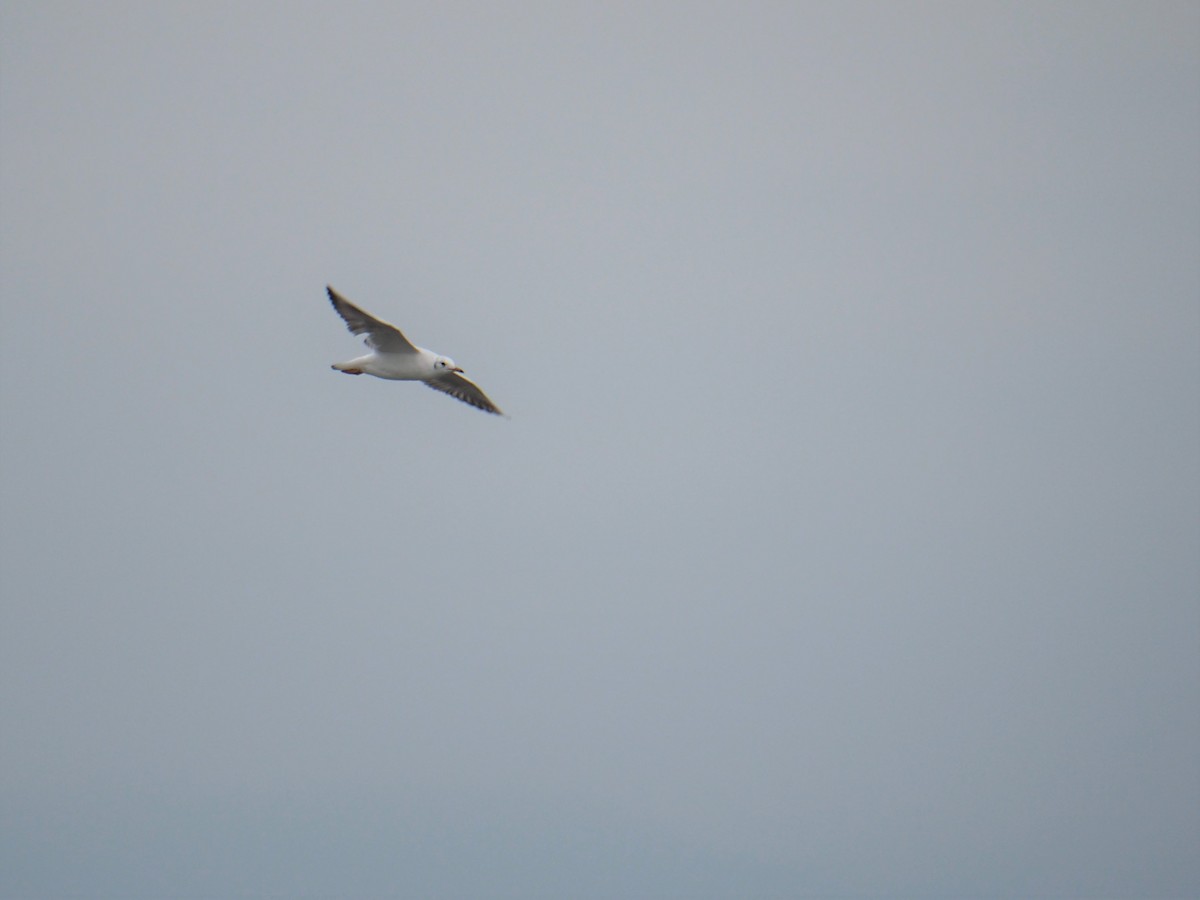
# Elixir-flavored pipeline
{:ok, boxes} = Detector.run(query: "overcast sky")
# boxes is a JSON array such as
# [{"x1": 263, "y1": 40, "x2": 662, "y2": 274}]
[{"x1": 2, "y1": 3, "x2": 1198, "y2": 898}]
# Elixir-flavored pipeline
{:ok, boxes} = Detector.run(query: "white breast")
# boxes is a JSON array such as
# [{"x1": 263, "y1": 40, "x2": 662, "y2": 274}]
[{"x1": 362, "y1": 347, "x2": 439, "y2": 381}]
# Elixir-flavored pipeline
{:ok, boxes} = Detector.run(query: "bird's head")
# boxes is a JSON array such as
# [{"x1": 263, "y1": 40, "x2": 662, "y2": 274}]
[{"x1": 434, "y1": 356, "x2": 463, "y2": 374}]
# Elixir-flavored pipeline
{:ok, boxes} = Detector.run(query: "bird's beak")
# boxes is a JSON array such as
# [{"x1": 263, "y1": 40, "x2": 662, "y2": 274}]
[{"x1": 451, "y1": 366, "x2": 464, "y2": 373}]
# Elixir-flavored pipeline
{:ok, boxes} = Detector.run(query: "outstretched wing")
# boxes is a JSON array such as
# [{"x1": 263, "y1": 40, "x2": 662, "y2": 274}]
[
  {"x1": 425, "y1": 372, "x2": 504, "y2": 415},
  {"x1": 327, "y1": 286, "x2": 419, "y2": 354}
]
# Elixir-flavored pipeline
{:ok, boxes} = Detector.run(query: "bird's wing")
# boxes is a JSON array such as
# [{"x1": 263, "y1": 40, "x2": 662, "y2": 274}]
[
  {"x1": 425, "y1": 372, "x2": 504, "y2": 415},
  {"x1": 327, "y1": 286, "x2": 419, "y2": 354}
]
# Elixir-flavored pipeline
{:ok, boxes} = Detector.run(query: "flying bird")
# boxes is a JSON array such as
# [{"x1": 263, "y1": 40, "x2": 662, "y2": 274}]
[{"x1": 326, "y1": 286, "x2": 504, "y2": 415}]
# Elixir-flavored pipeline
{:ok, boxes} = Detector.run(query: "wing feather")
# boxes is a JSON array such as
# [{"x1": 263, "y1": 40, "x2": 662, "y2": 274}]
[
  {"x1": 425, "y1": 372, "x2": 504, "y2": 415},
  {"x1": 327, "y1": 286, "x2": 418, "y2": 354}
]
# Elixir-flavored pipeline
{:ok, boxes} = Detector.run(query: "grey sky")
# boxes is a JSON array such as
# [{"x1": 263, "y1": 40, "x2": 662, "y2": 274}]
[{"x1": 2, "y1": 2, "x2": 1198, "y2": 897}]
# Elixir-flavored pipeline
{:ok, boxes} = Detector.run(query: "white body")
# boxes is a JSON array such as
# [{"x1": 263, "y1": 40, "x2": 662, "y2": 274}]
[{"x1": 333, "y1": 346, "x2": 441, "y2": 380}]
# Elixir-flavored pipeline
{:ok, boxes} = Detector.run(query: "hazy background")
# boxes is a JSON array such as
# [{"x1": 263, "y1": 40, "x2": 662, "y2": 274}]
[{"x1": 2, "y1": 3, "x2": 1197, "y2": 897}]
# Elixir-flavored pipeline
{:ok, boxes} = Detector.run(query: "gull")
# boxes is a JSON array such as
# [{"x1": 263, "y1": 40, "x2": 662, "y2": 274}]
[{"x1": 326, "y1": 285, "x2": 504, "y2": 415}]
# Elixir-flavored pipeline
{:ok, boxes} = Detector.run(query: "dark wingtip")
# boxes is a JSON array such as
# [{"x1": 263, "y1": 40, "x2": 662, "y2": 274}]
[{"x1": 326, "y1": 285, "x2": 347, "y2": 313}]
